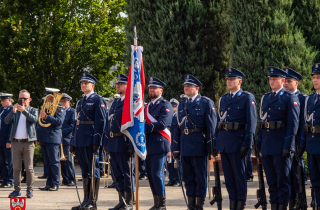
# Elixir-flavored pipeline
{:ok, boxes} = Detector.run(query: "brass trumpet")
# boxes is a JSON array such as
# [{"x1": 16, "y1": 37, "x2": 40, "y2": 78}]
[
  {"x1": 38, "y1": 92, "x2": 64, "y2": 127},
  {"x1": 59, "y1": 144, "x2": 67, "y2": 161}
]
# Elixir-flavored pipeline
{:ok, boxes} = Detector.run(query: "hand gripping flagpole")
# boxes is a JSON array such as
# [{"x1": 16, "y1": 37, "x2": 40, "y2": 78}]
[{"x1": 134, "y1": 25, "x2": 140, "y2": 210}]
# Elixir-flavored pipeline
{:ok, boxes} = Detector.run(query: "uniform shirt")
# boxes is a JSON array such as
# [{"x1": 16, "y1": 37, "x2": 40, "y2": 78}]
[{"x1": 229, "y1": 88, "x2": 241, "y2": 98}]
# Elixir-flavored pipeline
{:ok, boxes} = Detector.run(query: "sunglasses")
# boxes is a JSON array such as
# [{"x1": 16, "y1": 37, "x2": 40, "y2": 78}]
[{"x1": 18, "y1": 98, "x2": 29, "y2": 100}]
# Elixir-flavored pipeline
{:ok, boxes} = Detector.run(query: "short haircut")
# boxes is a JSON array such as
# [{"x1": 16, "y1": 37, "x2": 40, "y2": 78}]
[{"x1": 19, "y1": 89, "x2": 30, "y2": 96}]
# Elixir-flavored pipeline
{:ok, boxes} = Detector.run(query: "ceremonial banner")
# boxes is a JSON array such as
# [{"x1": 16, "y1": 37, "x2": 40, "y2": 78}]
[
  {"x1": 121, "y1": 45, "x2": 146, "y2": 160},
  {"x1": 10, "y1": 197, "x2": 26, "y2": 210}
]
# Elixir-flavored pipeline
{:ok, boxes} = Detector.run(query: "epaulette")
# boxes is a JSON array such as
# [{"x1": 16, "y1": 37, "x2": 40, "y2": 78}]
[
  {"x1": 309, "y1": 92, "x2": 316, "y2": 97},
  {"x1": 264, "y1": 91, "x2": 272, "y2": 96},
  {"x1": 284, "y1": 90, "x2": 294, "y2": 95},
  {"x1": 298, "y1": 92, "x2": 308, "y2": 97},
  {"x1": 242, "y1": 91, "x2": 252, "y2": 95},
  {"x1": 201, "y1": 96, "x2": 211, "y2": 101}
]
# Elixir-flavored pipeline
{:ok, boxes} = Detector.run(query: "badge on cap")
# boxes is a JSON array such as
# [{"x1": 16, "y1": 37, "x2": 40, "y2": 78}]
[
  {"x1": 271, "y1": 68, "x2": 273, "y2": 71},
  {"x1": 317, "y1": 64, "x2": 319, "y2": 68},
  {"x1": 187, "y1": 75, "x2": 189, "y2": 79},
  {"x1": 229, "y1": 68, "x2": 231, "y2": 72},
  {"x1": 83, "y1": 73, "x2": 86, "y2": 76},
  {"x1": 150, "y1": 77, "x2": 153, "y2": 81}
]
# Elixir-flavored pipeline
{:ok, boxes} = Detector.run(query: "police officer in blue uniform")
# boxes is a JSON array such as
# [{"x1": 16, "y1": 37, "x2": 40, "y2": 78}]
[
  {"x1": 145, "y1": 77, "x2": 173, "y2": 210},
  {"x1": 257, "y1": 67, "x2": 300, "y2": 210},
  {"x1": 70, "y1": 73, "x2": 106, "y2": 210},
  {"x1": 214, "y1": 68, "x2": 257, "y2": 210},
  {"x1": 37, "y1": 88, "x2": 66, "y2": 191},
  {"x1": 165, "y1": 98, "x2": 180, "y2": 187},
  {"x1": 172, "y1": 75, "x2": 217, "y2": 210},
  {"x1": 0, "y1": 93, "x2": 13, "y2": 188},
  {"x1": 60, "y1": 94, "x2": 75, "y2": 186},
  {"x1": 298, "y1": 63, "x2": 320, "y2": 210},
  {"x1": 103, "y1": 73, "x2": 135, "y2": 210},
  {"x1": 283, "y1": 68, "x2": 307, "y2": 209}
]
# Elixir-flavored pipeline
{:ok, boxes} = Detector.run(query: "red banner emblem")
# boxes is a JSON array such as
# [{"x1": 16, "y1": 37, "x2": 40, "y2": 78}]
[{"x1": 10, "y1": 197, "x2": 26, "y2": 210}]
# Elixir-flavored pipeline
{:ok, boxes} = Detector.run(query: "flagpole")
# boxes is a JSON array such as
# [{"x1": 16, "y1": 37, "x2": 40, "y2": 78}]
[{"x1": 134, "y1": 25, "x2": 140, "y2": 210}]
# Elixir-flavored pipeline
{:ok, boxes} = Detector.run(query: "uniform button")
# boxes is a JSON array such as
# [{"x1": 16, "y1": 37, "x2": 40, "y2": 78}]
[
  {"x1": 279, "y1": 108, "x2": 280, "y2": 109},
  {"x1": 268, "y1": 115, "x2": 270, "y2": 117},
  {"x1": 314, "y1": 111, "x2": 315, "y2": 113},
  {"x1": 228, "y1": 108, "x2": 230, "y2": 110},
  {"x1": 269, "y1": 108, "x2": 270, "y2": 110},
  {"x1": 267, "y1": 130, "x2": 269, "y2": 132},
  {"x1": 312, "y1": 136, "x2": 314, "y2": 138},
  {"x1": 77, "y1": 128, "x2": 78, "y2": 130},
  {"x1": 227, "y1": 115, "x2": 229, "y2": 117}
]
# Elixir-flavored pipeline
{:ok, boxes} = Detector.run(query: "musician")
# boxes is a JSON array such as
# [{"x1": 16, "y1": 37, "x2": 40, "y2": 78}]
[
  {"x1": 60, "y1": 94, "x2": 75, "y2": 186},
  {"x1": 70, "y1": 73, "x2": 106, "y2": 210},
  {"x1": 37, "y1": 88, "x2": 66, "y2": 192},
  {"x1": 144, "y1": 77, "x2": 173, "y2": 210}
]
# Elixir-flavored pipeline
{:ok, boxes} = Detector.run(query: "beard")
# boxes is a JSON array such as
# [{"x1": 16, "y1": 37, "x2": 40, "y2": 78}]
[{"x1": 149, "y1": 92, "x2": 160, "y2": 99}]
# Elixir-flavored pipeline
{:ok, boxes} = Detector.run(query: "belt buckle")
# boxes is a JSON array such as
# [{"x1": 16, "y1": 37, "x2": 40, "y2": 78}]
[
  {"x1": 77, "y1": 120, "x2": 80, "y2": 125},
  {"x1": 184, "y1": 128, "x2": 189, "y2": 135},
  {"x1": 223, "y1": 123, "x2": 228, "y2": 130},
  {"x1": 311, "y1": 126, "x2": 316, "y2": 133},
  {"x1": 110, "y1": 132, "x2": 114, "y2": 138},
  {"x1": 265, "y1": 122, "x2": 269, "y2": 129}
]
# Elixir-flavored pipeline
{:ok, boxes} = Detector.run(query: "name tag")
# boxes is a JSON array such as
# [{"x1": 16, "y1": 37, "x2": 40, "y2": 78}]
[{"x1": 86, "y1": 103, "x2": 94, "y2": 106}]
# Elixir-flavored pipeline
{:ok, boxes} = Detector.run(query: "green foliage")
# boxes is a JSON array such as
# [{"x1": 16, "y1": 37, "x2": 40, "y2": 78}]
[
  {"x1": 228, "y1": 0, "x2": 317, "y2": 102},
  {"x1": 0, "y1": 0, "x2": 126, "y2": 106},
  {"x1": 303, "y1": 151, "x2": 308, "y2": 175},
  {"x1": 292, "y1": 0, "x2": 320, "y2": 62},
  {"x1": 124, "y1": 0, "x2": 229, "y2": 104}
]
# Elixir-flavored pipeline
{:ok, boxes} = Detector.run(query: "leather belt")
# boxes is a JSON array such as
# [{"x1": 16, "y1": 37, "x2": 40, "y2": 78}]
[
  {"x1": 304, "y1": 125, "x2": 320, "y2": 134},
  {"x1": 77, "y1": 120, "x2": 94, "y2": 125},
  {"x1": 13, "y1": 138, "x2": 28, "y2": 143},
  {"x1": 259, "y1": 121, "x2": 286, "y2": 130},
  {"x1": 218, "y1": 122, "x2": 246, "y2": 131},
  {"x1": 110, "y1": 131, "x2": 124, "y2": 138},
  {"x1": 181, "y1": 127, "x2": 204, "y2": 135}
]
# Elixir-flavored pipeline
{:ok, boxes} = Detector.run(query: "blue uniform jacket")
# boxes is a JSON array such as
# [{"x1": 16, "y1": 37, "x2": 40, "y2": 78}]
[
  {"x1": 214, "y1": 89, "x2": 257, "y2": 153},
  {"x1": 36, "y1": 103, "x2": 66, "y2": 144},
  {"x1": 300, "y1": 92, "x2": 320, "y2": 154},
  {"x1": 145, "y1": 97, "x2": 173, "y2": 155},
  {"x1": 71, "y1": 92, "x2": 106, "y2": 147},
  {"x1": 0, "y1": 105, "x2": 13, "y2": 146},
  {"x1": 62, "y1": 107, "x2": 75, "y2": 145},
  {"x1": 172, "y1": 94, "x2": 217, "y2": 156},
  {"x1": 295, "y1": 90, "x2": 307, "y2": 146},
  {"x1": 257, "y1": 88, "x2": 300, "y2": 156},
  {"x1": 103, "y1": 98, "x2": 132, "y2": 153}
]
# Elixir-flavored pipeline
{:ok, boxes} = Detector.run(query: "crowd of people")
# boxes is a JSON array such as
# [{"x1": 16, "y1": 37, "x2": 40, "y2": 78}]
[{"x1": 0, "y1": 64, "x2": 320, "y2": 210}]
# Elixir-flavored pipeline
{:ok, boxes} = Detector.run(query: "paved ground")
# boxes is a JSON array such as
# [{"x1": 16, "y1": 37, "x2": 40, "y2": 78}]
[{"x1": 0, "y1": 166, "x2": 313, "y2": 210}]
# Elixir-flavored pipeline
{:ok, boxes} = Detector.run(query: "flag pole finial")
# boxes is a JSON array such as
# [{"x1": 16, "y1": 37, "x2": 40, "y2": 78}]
[{"x1": 134, "y1": 26, "x2": 138, "y2": 46}]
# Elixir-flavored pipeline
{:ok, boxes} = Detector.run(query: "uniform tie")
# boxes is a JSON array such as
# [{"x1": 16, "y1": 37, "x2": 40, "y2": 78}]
[
  {"x1": 188, "y1": 98, "x2": 192, "y2": 104},
  {"x1": 228, "y1": 93, "x2": 233, "y2": 100},
  {"x1": 271, "y1": 92, "x2": 276, "y2": 99}
]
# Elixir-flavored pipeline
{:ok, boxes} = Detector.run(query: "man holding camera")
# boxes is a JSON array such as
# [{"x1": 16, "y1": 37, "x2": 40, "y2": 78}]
[{"x1": 5, "y1": 90, "x2": 38, "y2": 198}]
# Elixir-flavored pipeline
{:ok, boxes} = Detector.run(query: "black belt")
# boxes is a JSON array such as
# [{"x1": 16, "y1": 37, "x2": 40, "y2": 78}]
[
  {"x1": 304, "y1": 125, "x2": 320, "y2": 134},
  {"x1": 77, "y1": 120, "x2": 94, "y2": 125},
  {"x1": 110, "y1": 131, "x2": 124, "y2": 138},
  {"x1": 13, "y1": 138, "x2": 28, "y2": 143},
  {"x1": 218, "y1": 122, "x2": 246, "y2": 131},
  {"x1": 181, "y1": 127, "x2": 204, "y2": 135},
  {"x1": 260, "y1": 121, "x2": 286, "y2": 130}
]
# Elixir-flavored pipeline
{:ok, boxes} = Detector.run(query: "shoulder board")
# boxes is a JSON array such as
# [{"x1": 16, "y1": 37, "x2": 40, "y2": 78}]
[
  {"x1": 242, "y1": 91, "x2": 252, "y2": 95},
  {"x1": 264, "y1": 91, "x2": 272, "y2": 96},
  {"x1": 298, "y1": 92, "x2": 308, "y2": 97},
  {"x1": 162, "y1": 99, "x2": 167, "y2": 103},
  {"x1": 309, "y1": 92, "x2": 316, "y2": 97},
  {"x1": 284, "y1": 90, "x2": 294, "y2": 95},
  {"x1": 201, "y1": 96, "x2": 211, "y2": 101}
]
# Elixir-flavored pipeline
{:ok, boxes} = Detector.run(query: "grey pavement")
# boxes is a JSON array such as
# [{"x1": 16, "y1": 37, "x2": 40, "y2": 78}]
[{"x1": 0, "y1": 166, "x2": 313, "y2": 210}]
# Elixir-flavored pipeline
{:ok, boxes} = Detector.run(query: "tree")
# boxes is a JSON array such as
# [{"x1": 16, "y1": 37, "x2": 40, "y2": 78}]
[
  {"x1": 124, "y1": 0, "x2": 229, "y2": 103},
  {"x1": 0, "y1": 0, "x2": 126, "y2": 106},
  {"x1": 292, "y1": 0, "x2": 320, "y2": 62},
  {"x1": 228, "y1": 0, "x2": 317, "y2": 101}
]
